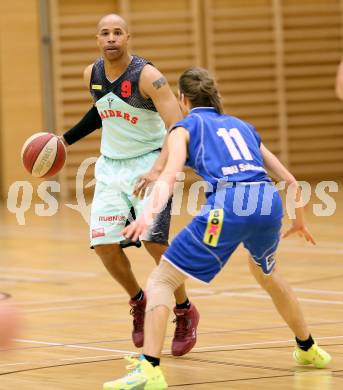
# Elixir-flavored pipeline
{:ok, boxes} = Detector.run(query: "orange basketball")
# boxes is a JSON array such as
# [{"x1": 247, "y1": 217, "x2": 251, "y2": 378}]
[
  {"x1": 0, "y1": 303, "x2": 19, "y2": 349},
  {"x1": 21, "y1": 132, "x2": 67, "y2": 178}
]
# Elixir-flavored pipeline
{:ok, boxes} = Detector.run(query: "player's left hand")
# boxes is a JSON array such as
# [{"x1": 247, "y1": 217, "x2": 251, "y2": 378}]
[
  {"x1": 122, "y1": 215, "x2": 151, "y2": 242},
  {"x1": 133, "y1": 170, "x2": 160, "y2": 199},
  {"x1": 282, "y1": 223, "x2": 316, "y2": 245},
  {"x1": 58, "y1": 135, "x2": 68, "y2": 148}
]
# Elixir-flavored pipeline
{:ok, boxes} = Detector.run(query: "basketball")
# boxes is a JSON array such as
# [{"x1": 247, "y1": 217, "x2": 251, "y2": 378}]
[
  {"x1": 0, "y1": 303, "x2": 19, "y2": 349},
  {"x1": 21, "y1": 132, "x2": 67, "y2": 178}
]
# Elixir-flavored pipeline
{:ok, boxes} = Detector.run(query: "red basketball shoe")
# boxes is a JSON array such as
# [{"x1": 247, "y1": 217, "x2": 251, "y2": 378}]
[
  {"x1": 172, "y1": 303, "x2": 200, "y2": 356},
  {"x1": 129, "y1": 295, "x2": 146, "y2": 348}
]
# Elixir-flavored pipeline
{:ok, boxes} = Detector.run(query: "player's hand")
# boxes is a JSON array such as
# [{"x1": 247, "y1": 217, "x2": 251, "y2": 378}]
[
  {"x1": 133, "y1": 170, "x2": 160, "y2": 199},
  {"x1": 122, "y1": 215, "x2": 151, "y2": 242},
  {"x1": 58, "y1": 135, "x2": 68, "y2": 148},
  {"x1": 282, "y1": 223, "x2": 316, "y2": 245},
  {"x1": 122, "y1": 212, "x2": 153, "y2": 241}
]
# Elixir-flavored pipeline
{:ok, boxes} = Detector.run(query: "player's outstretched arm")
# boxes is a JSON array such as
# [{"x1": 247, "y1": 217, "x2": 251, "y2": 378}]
[
  {"x1": 124, "y1": 127, "x2": 188, "y2": 241},
  {"x1": 260, "y1": 143, "x2": 315, "y2": 245},
  {"x1": 61, "y1": 64, "x2": 101, "y2": 146},
  {"x1": 61, "y1": 105, "x2": 102, "y2": 146},
  {"x1": 133, "y1": 65, "x2": 183, "y2": 197}
]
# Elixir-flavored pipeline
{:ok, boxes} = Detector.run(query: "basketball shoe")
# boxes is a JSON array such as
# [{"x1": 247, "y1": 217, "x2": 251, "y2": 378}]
[
  {"x1": 293, "y1": 343, "x2": 331, "y2": 368},
  {"x1": 172, "y1": 303, "x2": 200, "y2": 356},
  {"x1": 129, "y1": 295, "x2": 146, "y2": 348},
  {"x1": 103, "y1": 355, "x2": 168, "y2": 390}
]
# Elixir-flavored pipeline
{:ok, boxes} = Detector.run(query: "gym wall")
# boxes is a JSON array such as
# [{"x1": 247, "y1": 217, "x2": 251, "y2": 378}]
[
  {"x1": 0, "y1": 0, "x2": 342, "y2": 199},
  {"x1": 0, "y1": 0, "x2": 43, "y2": 200},
  {"x1": 51, "y1": 0, "x2": 343, "y2": 196}
]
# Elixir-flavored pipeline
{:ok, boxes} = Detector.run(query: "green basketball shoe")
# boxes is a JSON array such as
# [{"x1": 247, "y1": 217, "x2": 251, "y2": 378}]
[
  {"x1": 103, "y1": 355, "x2": 168, "y2": 390},
  {"x1": 293, "y1": 344, "x2": 331, "y2": 369}
]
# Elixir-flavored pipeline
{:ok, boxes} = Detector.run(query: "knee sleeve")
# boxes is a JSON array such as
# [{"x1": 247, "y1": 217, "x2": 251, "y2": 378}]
[{"x1": 146, "y1": 260, "x2": 186, "y2": 312}]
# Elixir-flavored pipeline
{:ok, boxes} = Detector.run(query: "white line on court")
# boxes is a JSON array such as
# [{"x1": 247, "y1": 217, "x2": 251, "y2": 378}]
[
  {"x1": 293, "y1": 288, "x2": 343, "y2": 295},
  {"x1": 189, "y1": 286, "x2": 343, "y2": 295},
  {"x1": 280, "y1": 247, "x2": 343, "y2": 255},
  {"x1": 16, "y1": 293, "x2": 127, "y2": 306},
  {"x1": 223, "y1": 292, "x2": 343, "y2": 305},
  {"x1": 0, "y1": 267, "x2": 97, "y2": 278},
  {"x1": 22, "y1": 305, "x2": 112, "y2": 313},
  {"x1": 0, "y1": 353, "x2": 188, "y2": 372},
  {"x1": 0, "y1": 353, "x2": 134, "y2": 369},
  {"x1": 188, "y1": 291, "x2": 343, "y2": 305},
  {"x1": 4, "y1": 334, "x2": 341, "y2": 370},
  {"x1": 60, "y1": 353, "x2": 137, "y2": 362},
  {"x1": 13, "y1": 286, "x2": 343, "y2": 312},
  {"x1": 189, "y1": 285, "x2": 343, "y2": 305},
  {"x1": 0, "y1": 276, "x2": 53, "y2": 283},
  {"x1": 13, "y1": 334, "x2": 343, "y2": 355},
  {"x1": 14, "y1": 339, "x2": 61, "y2": 346},
  {"x1": 0, "y1": 362, "x2": 31, "y2": 368},
  {"x1": 284, "y1": 239, "x2": 343, "y2": 248},
  {"x1": 185, "y1": 334, "x2": 343, "y2": 353},
  {"x1": 13, "y1": 339, "x2": 134, "y2": 354}
]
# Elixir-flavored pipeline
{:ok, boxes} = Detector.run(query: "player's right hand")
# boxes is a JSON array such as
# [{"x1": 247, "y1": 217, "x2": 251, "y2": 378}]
[
  {"x1": 122, "y1": 213, "x2": 152, "y2": 242},
  {"x1": 133, "y1": 170, "x2": 160, "y2": 199},
  {"x1": 282, "y1": 223, "x2": 316, "y2": 245}
]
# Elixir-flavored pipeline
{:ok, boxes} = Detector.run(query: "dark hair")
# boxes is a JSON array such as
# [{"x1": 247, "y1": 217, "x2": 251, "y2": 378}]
[{"x1": 178, "y1": 67, "x2": 223, "y2": 114}]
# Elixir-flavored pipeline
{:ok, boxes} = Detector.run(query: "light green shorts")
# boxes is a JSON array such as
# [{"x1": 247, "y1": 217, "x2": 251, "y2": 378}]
[{"x1": 90, "y1": 151, "x2": 171, "y2": 247}]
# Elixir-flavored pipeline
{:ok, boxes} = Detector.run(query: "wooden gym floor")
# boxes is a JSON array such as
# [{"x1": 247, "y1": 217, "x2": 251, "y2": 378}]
[{"x1": 0, "y1": 181, "x2": 342, "y2": 389}]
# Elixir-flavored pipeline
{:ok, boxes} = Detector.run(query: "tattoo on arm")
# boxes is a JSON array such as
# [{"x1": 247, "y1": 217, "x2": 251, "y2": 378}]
[{"x1": 152, "y1": 77, "x2": 167, "y2": 90}]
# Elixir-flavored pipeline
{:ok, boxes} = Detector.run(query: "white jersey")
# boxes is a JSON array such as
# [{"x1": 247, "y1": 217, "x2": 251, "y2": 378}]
[{"x1": 90, "y1": 55, "x2": 166, "y2": 159}]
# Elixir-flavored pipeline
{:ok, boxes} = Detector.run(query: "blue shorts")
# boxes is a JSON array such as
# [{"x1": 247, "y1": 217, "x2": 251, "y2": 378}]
[{"x1": 163, "y1": 182, "x2": 283, "y2": 283}]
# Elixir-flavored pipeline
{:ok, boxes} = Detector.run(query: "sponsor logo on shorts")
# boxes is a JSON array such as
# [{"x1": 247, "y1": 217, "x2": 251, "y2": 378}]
[
  {"x1": 92, "y1": 228, "x2": 105, "y2": 238},
  {"x1": 203, "y1": 209, "x2": 224, "y2": 247},
  {"x1": 99, "y1": 215, "x2": 126, "y2": 224},
  {"x1": 151, "y1": 231, "x2": 163, "y2": 236}
]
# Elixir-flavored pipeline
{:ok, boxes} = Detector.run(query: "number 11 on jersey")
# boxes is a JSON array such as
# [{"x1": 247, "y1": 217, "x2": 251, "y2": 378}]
[{"x1": 217, "y1": 127, "x2": 253, "y2": 161}]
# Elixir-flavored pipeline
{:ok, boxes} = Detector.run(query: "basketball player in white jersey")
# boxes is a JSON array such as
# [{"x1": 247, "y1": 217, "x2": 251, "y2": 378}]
[{"x1": 61, "y1": 14, "x2": 199, "y2": 355}]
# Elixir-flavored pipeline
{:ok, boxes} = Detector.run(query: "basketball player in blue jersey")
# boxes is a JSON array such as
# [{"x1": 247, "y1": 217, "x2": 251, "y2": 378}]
[
  {"x1": 61, "y1": 14, "x2": 199, "y2": 355},
  {"x1": 104, "y1": 67, "x2": 332, "y2": 389}
]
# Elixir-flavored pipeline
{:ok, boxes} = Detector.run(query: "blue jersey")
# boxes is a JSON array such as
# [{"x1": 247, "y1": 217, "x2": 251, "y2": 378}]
[
  {"x1": 166, "y1": 107, "x2": 282, "y2": 282},
  {"x1": 172, "y1": 107, "x2": 271, "y2": 188}
]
